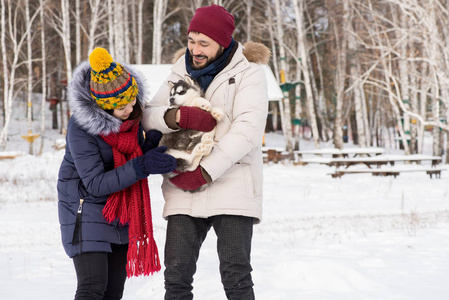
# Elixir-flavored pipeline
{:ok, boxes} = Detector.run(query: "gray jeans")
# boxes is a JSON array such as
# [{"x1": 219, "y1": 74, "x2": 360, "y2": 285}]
[{"x1": 164, "y1": 214, "x2": 255, "y2": 300}]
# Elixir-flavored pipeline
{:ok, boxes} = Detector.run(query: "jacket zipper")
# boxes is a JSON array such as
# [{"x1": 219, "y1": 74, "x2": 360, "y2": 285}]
[{"x1": 71, "y1": 199, "x2": 84, "y2": 255}]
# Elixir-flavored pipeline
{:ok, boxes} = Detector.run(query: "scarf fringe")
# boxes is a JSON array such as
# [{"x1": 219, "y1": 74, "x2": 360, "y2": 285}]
[
  {"x1": 102, "y1": 190, "x2": 129, "y2": 225},
  {"x1": 126, "y1": 237, "x2": 161, "y2": 277}
]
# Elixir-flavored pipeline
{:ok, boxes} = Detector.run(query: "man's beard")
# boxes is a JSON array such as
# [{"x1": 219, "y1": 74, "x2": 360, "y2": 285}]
[{"x1": 189, "y1": 47, "x2": 224, "y2": 70}]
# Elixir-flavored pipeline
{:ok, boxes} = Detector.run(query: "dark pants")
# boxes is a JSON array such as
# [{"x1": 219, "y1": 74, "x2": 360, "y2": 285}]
[
  {"x1": 164, "y1": 214, "x2": 255, "y2": 300},
  {"x1": 72, "y1": 243, "x2": 128, "y2": 300}
]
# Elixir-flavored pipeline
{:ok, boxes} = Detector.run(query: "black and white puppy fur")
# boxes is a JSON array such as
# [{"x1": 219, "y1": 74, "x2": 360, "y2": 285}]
[{"x1": 159, "y1": 76, "x2": 223, "y2": 177}]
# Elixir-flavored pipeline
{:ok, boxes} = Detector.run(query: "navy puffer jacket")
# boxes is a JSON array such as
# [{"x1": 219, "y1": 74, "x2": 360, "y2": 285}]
[{"x1": 58, "y1": 61, "x2": 147, "y2": 258}]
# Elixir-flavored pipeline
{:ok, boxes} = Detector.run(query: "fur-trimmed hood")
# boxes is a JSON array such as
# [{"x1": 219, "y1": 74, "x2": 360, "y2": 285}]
[
  {"x1": 172, "y1": 41, "x2": 271, "y2": 65},
  {"x1": 68, "y1": 61, "x2": 147, "y2": 136}
]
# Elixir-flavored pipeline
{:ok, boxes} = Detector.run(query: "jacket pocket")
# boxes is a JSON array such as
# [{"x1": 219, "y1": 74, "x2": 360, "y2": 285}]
[
  {"x1": 78, "y1": 180, "x2": 88, "y2": 198},
  {"x1": 241, "y1": 164, "x2": 256, "y2": 200}
]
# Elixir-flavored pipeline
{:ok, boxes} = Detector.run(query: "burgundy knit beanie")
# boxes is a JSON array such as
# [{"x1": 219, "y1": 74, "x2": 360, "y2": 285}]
[{"x1": 188, "y1": 5, "x2": 235, "y2": 48}]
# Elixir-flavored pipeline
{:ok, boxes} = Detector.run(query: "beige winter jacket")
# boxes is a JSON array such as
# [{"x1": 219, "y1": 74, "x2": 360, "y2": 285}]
[{"x1": 142, "y1": 42, "x2": 270, "y2": 222}]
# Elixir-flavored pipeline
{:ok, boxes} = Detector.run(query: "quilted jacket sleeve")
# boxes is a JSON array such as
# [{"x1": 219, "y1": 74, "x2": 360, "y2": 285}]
[{"x1": 67, "y1": 120, "x2": 140, "y2": 199}]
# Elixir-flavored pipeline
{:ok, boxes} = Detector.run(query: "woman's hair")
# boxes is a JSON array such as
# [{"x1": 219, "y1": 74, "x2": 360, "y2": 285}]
[
  {"x1": 104, "y1": 98, "x2": 143, "y2": 120},
  {"x1": 128, "y1": 100, "x2": 143, "y2": 120}
]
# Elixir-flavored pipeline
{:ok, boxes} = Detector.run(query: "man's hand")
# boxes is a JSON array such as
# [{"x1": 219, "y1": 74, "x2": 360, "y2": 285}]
[
  {"x1": 177, "y1": 106, "x2": 217, "y2": 132},
  {"x1": 169, "y1": 166, "x2": 208, "y2": 191}
]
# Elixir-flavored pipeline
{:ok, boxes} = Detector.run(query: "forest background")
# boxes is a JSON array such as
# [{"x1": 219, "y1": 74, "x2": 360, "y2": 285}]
[{"x1": 1, "y1": 0, "x2": 448, "y2": 162}]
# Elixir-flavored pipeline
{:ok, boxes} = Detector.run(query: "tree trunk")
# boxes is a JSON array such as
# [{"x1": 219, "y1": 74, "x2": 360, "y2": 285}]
[
  {"x1": 398, "y1": 10, "x2": 411, "y2": 152},
  {"x1": 26, "y1": 0, "x2": 33, "y2": 154},
  {"x1": 417, "y1": 63, "x2": 429, "y2": 154},
  {"x1": 0, "y1": 0, "x2": 38, "y2": 150},
  {"x1": 432, "y1": 86, "x2": 441, "y2": 156},
  {"x1": 124, "y1": 3, "x2": 130, "y2": 62},
  {"x1": 346, "y1": 0, "x2": 366, "y2": 148},
  {"x1": 275, "y1": 0, "x2": 293, "y2": 151},
  {"x1": 135, "y1": 0, "x2": 144, "y2": 64},
  {"x1": 245, "y1": 0, "x2": 252, "y2": 42},
  {"x1": 293, "y1": 0, "x2": 320, "y2": 149},
  {"x1": 87, "y1": 0, "x2": 101, "y2": 54},
  {"x1": 332, "y1": 2, "x2": 348, "y2": 150},
  {"x1": 108, "y1": 0, "x2": 114, "y2": 57},
  {"x1": 38, "y1": 0, "x2": 47, "y2": 155},
  {"x1": 0, "y1": 0, "x2": 10, "y2": 150},
  {"x1": 267, "y1": 0, "x2": 279, "y2": 82},
  {"x1": 152, "y1": 0, "x2": 167, "y2": 64},
  {"x1": 113, "y1": 0, "x2": 125, "y2": 61},
  {"x1": 75, "y1": 0, "x2": 81, "y2": 65},
  {"x1": 61, "y1": 0, "x2": 71, "y2": 129}
]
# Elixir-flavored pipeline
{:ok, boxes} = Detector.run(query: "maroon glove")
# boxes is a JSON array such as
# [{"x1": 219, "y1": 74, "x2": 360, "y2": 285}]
[
  {"x1": 169, "y1": 166, "x2": 208, "y2": 191},
  {"x1": 178, "y1": 106, "x2": 217, "y2": 132}
]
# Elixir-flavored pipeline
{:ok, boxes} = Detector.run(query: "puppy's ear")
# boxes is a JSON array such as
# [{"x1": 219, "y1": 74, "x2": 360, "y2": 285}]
[
  {"x1": 185, "y1": 76, "x2": 195, "y2": 86},
  {"x1": 168, "y1": 80, "x2": 175, "y2": 88}
]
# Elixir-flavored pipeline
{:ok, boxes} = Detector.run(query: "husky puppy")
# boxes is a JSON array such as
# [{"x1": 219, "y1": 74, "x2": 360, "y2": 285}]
[{"x1": 159, "y1": 76, "x2": 223, "y2": 175}]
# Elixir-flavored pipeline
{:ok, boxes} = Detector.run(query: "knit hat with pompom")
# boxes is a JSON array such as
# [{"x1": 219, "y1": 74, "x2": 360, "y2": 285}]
[{"x1": 89, "y1": 47, "x2": 138, "y2": 110}]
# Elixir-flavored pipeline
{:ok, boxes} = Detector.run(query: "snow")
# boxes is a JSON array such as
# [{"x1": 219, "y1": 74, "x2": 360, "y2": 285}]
[{"x1": 1, "y1": 115, "x2": 449, "y2": 299}]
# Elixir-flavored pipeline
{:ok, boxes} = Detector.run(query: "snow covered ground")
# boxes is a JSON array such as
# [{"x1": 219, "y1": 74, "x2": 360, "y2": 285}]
[{"x1": 1, "y1": 125, "x2": 448, "y2": 299}]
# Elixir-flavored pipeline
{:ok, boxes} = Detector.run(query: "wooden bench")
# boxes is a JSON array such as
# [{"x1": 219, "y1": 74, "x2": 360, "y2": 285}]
[
  {"x1": 294, "y1": 147, "x2": 385, "y2": 160},
  {"x1": 329, "y1": 167, "x2": 445, "y2": 179},
  {"x1": 0, "y1": 151, "x2": 25, "y2": 160},
  {"x1": 52, "y1": 138, "x2": 66, "y2": 150},
  {"x1": 262, "y1": 147, "x2": 293, "y2": 164},
  {"x1": 328, "y1": 154, "x2": 442, "y2": 169},
  {"x1": 265, "y1": 149, "x2": 293, "y2": 163}
]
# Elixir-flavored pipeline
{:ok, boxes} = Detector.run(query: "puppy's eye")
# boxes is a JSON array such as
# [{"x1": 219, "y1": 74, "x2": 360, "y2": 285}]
[{"x1": 178, "y1": 90, "x2": 186, "y2": 95}]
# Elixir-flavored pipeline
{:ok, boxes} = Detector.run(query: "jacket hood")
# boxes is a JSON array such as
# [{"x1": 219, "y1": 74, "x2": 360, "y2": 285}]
[
  {"x1": 172, "y1": 41, "x2": 271, "y2": 65},
  {"x1": 68, "y1": 61, "x2": 147, "y2": 136}
]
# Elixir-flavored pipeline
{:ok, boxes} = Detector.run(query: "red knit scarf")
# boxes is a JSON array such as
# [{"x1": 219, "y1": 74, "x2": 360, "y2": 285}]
[{"x1": 100, "y1": 119, "x2": 160, "y2": 277}]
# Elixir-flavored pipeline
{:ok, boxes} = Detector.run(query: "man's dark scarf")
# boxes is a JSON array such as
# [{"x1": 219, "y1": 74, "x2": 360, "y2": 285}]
[{"x1": 185, "y1": 38, "x2": 236, "y2": 92}]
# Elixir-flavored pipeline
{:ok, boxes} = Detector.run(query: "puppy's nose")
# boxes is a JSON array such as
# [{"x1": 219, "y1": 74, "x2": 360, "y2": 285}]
[{"x1": 169, "y1": 97, "x2": 175, "y2": 105}]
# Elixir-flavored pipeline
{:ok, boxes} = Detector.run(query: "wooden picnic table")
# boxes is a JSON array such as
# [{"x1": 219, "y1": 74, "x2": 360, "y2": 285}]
[
  {"x1": 0, "y1": 151, "x2": 25, "y2": 160},
  {"x1": 327, "y1": 154, "x2": 444, "y2": 178},
  {"x1": 329, "y1": 154, "x2": 442, "y2": 169},
  {"x1": 294, "y1": 147, "x2": 385, "y2": 159},
  {"x1": 262, "y1": 147, "x2": 292, "y2": 163},
  {"x1": 329, "y1": 166, "x2": 445, "y2": 179}
]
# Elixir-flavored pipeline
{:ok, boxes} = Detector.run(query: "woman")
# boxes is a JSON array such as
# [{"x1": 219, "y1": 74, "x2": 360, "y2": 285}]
[{"x1": 57, "y1": 47, "x2": 176, "y2": 299}]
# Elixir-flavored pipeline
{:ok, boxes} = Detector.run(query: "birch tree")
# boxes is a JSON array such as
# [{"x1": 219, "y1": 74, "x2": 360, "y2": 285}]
[
  {"x1": 292, "y1": 0, "x2": 320, "y2": 149},
  {"x1": 107, "y1": 0, "x2": 114, "y2": 57},
  {"x1": 397, "y1": 7, "x2": 412, "y2": 151},
  {"x1": 0, "y1": 0, "x2": 39, "y2": 150},
  {"x1": 345, "y1": 0, "x2": 367, "y2": 147},
  {"x1": 38, "y1": 0, "x2": 47, "y2": 155},
  {"x1": 86, "y1": 0, "x2": 105, "y2": 54},
  {"x1": 131, "y1": 0, "x2": 145, "y2": 64},
  {"x1": 25, "y1": 0, "x2": 34, "y2": 154},
  {"x1": 0, "y1": 0, "x2": 9, "y2": 150},
  {"x1": 152, "y1": 0, "x2": 179, "y2": 64},
  {"x1": 265, "y1": 0, "x2": 281, "y2": 133},
  {"x1": 274, "y1": 0, "x2": 293, "y2": 151},
  {"x1": 152, "y1": 0, "x2": 166, "y2": 64},
  {"x1": 47, "y1": 0, "x2": 71, "y2": 131},
  {"x1": 75, "y1": 0, "x2": 81, "y2": 65},
  {"x1": 244, "y1": 0, "x2": 252, "y2": 42},
  {"x1": 113, "y1": 0, "x2": 125, "y2": 61},
  {"x1": 331, "y1": 0, "x2": 348, "y2": 149}
]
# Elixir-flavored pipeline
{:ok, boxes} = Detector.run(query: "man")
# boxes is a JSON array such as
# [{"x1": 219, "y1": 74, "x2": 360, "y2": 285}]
[{"x1": 142, "y1": 4, "x2": 270, "y2": 299}]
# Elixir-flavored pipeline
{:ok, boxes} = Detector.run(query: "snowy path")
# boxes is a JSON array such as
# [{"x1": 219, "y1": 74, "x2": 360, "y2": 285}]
[{"x1": 1, "y1": 155, "x2": 449, "y2": 299}]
